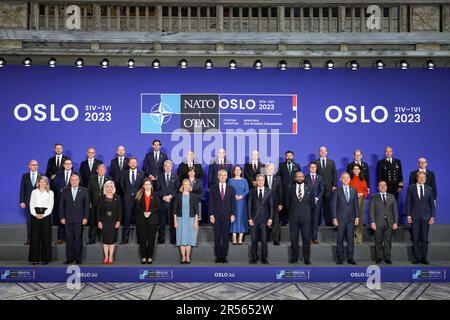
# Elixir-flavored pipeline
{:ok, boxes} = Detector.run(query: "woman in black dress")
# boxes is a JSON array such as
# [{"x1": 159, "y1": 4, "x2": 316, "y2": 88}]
[
  {"x1": 135, "y1": 178, "x2": 160, "y2": 264},
  {"x1": 97, "y1": 180, "x2": 122, "y2": 264}
]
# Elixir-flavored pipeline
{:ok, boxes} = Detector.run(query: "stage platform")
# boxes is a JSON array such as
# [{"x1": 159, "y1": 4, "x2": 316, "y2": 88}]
[{"x1": 1, "y1": 225, "x2": 449, "y2": 283}]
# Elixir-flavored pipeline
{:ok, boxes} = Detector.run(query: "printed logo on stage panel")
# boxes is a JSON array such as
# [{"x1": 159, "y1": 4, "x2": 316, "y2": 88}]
[
  {"x1": 412, "y1": 269, "x2": 447, "y2": 280},
  {"x1": 276, "y1": 270, "x2": 310, "y2": 280},
  {"x1": 1, "y1": 270, "x2": 35, "y2": 281},
  {"x1": 141, "y1": 93, "x2": 298, "y2": 134},
  {"x1": 139, "y1": 270, "x2": 174, "y2": 280}
]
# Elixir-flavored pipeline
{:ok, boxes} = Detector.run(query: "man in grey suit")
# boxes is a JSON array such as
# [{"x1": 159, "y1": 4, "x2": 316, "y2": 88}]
[
  {"x1": 369, "y1": 180, "x2": 399, "y2": 264},
  {"x1": 332, "y1": 172, "x2": 359, "y2": 265}
]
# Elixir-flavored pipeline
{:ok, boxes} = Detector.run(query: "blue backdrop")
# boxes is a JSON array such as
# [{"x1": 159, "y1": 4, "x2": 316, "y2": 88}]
[{"x1": 1, "y1": 66, "x2": 449, "y2": 223}]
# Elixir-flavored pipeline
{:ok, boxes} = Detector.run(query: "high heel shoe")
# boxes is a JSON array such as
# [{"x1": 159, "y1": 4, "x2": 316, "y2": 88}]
[
  {"x1": 102, "y1": 260, "x2": 108, "y2": 265},
  {"x1": 147, "y1": 259, "x2": 153, "y2": 264},
  {"x1": 238, "y1": 242, "x2": 243, "y2": 245},
  {"x1": 108, "y1": 260, "x2": 113, "y2": 265},
  {"x1": 232, "y1": 242, "x2": 237, "y2": 245},
  {"x1": 141, "y1": 259, "x2": 147, "y2": 264}
]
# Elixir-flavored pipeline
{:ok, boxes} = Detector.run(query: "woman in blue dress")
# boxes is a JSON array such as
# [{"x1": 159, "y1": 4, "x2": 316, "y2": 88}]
[
  {"x1": 174, "y1": 179, "x2": 199, "y2": 264},
  {"x1": 229, "y1": 165, "x2": 249, "y2": 245}
]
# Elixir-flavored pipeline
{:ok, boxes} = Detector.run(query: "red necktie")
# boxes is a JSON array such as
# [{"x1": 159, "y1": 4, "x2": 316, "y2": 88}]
[{"x1": 220, "y1": 184, "x2": 225, "y2": 200}]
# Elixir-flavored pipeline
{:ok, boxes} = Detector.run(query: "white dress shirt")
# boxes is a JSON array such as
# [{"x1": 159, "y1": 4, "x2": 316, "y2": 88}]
[
  {"x1": 257, "y1": 187, "x2": 265, "y2": 198},
  {"x1": 29, "y1": 189, "x2": 54, "y2": 217},
  {"x1": 417, "y1": 183, "x2": 425, "y2": 199},
  {"x1": 129, "y1": 169, "x2": 137, "y2": 184},
  {"x1": 219, "y1": 183, "x2": 226, "y2": 194},
  {"x1": 295, "y1": 183, "x2": 305, "y2": 198}
]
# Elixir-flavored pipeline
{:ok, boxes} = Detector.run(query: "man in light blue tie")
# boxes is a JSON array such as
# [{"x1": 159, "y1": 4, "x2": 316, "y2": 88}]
[{"x1": 331, "y1": 172, "x2": 360, "y2": 265}]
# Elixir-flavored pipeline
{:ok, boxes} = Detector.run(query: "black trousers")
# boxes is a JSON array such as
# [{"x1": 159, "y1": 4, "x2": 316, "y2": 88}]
[
  {"x1": 289, "y1": 219, "x2": 311, "y2": 261},
  {"x1": 412, "y1": 218, "x2": 430, "y2": 259},
  {"x1": 321, "y1": 190, "x2": 333, "y2": 226},
  {"x1": 250, "y1": 223, "x2": 268, "y2": 260},
  {"x1": 65, "y1": 223, "x2": 83, "y2": 261},
  {"x1": 310, "y1": 199, "x2": 321, "y2": 241},
  {"x1": 53, "y1": 192, "x2": 66, "y2": 240},
  {"x1": 25, "y1": 208, "x2": 32, "y2": 242},
  {"x1": 374, "y1": 218, "x2": 393, "y2": 260},
  {"x1": 88, "y1": 208, "x2": 101, "y2": 242},
  {"x1": 213, "y1": 219, "x2": 230, "y2": 259},
  {"x1": 137, "y1": 221, "x2": 158, "y2": 259},
  {"x1": 29, "y1": 215, "x2": 52, "y2": 262},
  {"x1": 122, "y1": 194, "x2": 136, "y2": 241},
  {"x1": 158, "y1": 201, "x2": 176, "y2": 242},
  {"x1": 336, "y1": 220, "x2": 355, "y2": 260},
  {"x1": 270, "y1": 209, "x2": 281, "y2": 242}
]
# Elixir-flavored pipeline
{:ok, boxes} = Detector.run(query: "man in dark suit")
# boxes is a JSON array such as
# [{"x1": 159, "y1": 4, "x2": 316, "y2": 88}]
[
  {"x1": 109, "y1": 145, "x2": 129, "y2": 195},
  {"x1": 59, "y1": 174, "x2": 89, "y2": 264},
  {"x1": 177, "y1": 151, "x2": 203, "y2": 181},
  {"x1": 208, "y1": 148, "x2": 232, "y2": 189},
  {"x1": 248, "y1": 174, "x2": 273, "y2": 264},
  {"x1": 305, "y1": 162, "x2": 324, "y2": 244},
  {"x1": 376, "y1": 146, "x2": 403, "y2": 200},
  {"x1": 369, "y1": 181, "x2": 399, "y2": 264},
  {"x1": 277, "y1": 150, "x2": 301, "y2": 225},
  {"x1": 79, "y1": 147, "x2": 103, "y2": 188},
  {"x1": 315, "y1": 146, "x2": 338, "y2": 226},
  {"x1": 119, "y1": 157, "x2": 145, "y2": 244},
  {"x1": 45, "y1": 143, "x2": 70, "y2": 182},
  {"x1": 406, "y1": 171, "x2": 435, "y2": 264},
  {"x1": 155, "y1": 160, "x2": 180, "y2": 244},
  {"x1": 264, "y1": 163, "x2": 283, "y2": 245},
  {"x1": 20, "y1": 160, "x2": 43, "y2": 245},
  {"x1": 209, "y1": 169, "x2": 236, "y2": 263},
  {"x1": 346, "y1": 149, "x2": 371, "y2": 191},
  {"x1": 86, "y1": 164, "x2": 113, "y2": 244},
  {"x1": 244, "y1": 150, "x2": 265, "y2": 189},
  {"x1": 54, "y1": 159, "x2": 80, "y2": 244},
  {"x1": 408, "y1": 157, "x2": 437, "y2": 204},
  {"x1": 287, "y1": 171, "x2": 315, "y2": 265},
  {"x1": 142, "y1": 139, "x2": 168, "y2": 182},
  {"x1": 332, "y1": 172, "x2": 360, "y2": 265}
]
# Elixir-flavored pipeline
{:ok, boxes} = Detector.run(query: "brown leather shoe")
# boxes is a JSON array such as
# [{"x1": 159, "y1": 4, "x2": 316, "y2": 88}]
[
  {"x1": 313, "y1": 240, "x2": 320, "y2": 244},
  {"x1": 55, "y1": 239, "x2": 64, "y2": 245}
]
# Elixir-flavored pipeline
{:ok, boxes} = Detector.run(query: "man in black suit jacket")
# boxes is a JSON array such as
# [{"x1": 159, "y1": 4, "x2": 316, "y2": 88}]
[
  {"x1": 287, "y1": 171, "x2": 315, "y2": 265},
  {"x1": 19, "y1": 160, "x2": 43, "y2": 244},
  {"x1": 86, "y1": 164, "x2": 113, "y2": 244},
  {"x1": 376, "y1": 146, "x2": 403, "y2": 200},
  {"x1": 332, "y1": 172, "x2": 360, "y2": 265},
  {"x1": 408, "y1": 157, "x2": 437, "y2": 203},
  {"x1": 45, "y1": 143, "x2": 70, "y2": 183},
  {"x1": 369, "y1": 181, "x2": 399, "y2": 264},
  {"x1": 109, "y1": 145, "x2": 129, "y2": 195},
  {"x1": 244, "y1": 150, "x2": 265, "y2": 189},
  {"x1": 209, "y1": 169, "x2": 236, "y2": 263},
  {"x1": 406, "y1": 172, "x2": 436, "y2": 264},
  {"x1": 305, "y1": 162, "x2": 324, "y2": 244},
  {"x1": 119, "y1": 157, "x2": 145, "y2": 244},
  {"x1": 177, "y1": 151, "x2": 203, "y2": 181},
  {"x1": 59, "y1": 174, "x2": 89, "y2": 264},
  {"x1": 248, "y1": 175, "x2": 273, "y2": 264},
  {"x1": 155, "y1": 160, "x2": 180, "y2": 244},
  {"x1": 142, "y1": 139, "x2": 168, "y2": 181},
  {"x1": 277, "y1": 150, "x2": 301, "y2": 225},
  {"x1": 264, "y1": 163, "x2": 283, "y2": 245},
  {"x1": 79, "y1": 147, "x2": 103, "y2": 188},
  {"x1": 315, "y1": 146, "x2": 337, "y2": 226},
  {"x1": 207, "y1": 148, "x2": 232, "y2": 188},
  {"x1": 346, "y1": 149, "x2": 371, "y2": 191}
]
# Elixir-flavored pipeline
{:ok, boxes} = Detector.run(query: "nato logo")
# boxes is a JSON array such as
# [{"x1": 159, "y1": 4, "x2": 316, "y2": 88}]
[{"x1": 141, "y1": 94, "x2": 181, "y2": 133}]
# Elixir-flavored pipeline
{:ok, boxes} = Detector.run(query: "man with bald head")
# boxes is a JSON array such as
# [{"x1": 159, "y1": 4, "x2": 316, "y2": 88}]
[
  {"x1": 208, "y1": 148, "x2": 232, "y2": 188},
  {"x1": 314, "y1": 146, "x2": 337, "y2": 226},
  {"x1": 109, "y1": 145, "x2": 129, "y2": 195},
  {"x1": 408, "y1": 157, "x2": 437, "y2": 204},
  {"x1": 376, "y1": 146, "x2": 403, "y2": 201}
]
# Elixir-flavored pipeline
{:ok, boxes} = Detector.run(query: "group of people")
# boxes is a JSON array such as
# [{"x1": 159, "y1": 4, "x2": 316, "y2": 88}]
[{"x1": 20, "y1": 141, "x2": 437, "y2": 266}]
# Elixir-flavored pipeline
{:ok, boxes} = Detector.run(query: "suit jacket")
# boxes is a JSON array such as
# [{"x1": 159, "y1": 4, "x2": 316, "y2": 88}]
[
  {"x1": 369, "y1": 192, "x2": 399, "y2": 226},
  {"x1": 59, "y1": 187, "x2": 89, "y2": 223},
  {"x1": 190, "y1": 179, "x2": 204, "y2": 200},
  {"x1": 287, "y1": 183, "x2": 315, "y2": 222},
  {"x1": 264, "y1": 175, "x2": 283, "y2": 207},
  {"x1": 142, "y1": 151, "x2": 167, "y2": 178},
  {"x1": 96, "y1": 194, "x2": 123, "y2": 223},
  {"x1": 248, "y1": 187, "x2": 274, "y2": 225},
  {"x1": 79, "y1": 159, "x2": 103, "y2": 188},
  {"x1": 347, "y1": 161, "x2": 371, "y2": 188},
  {"x1": 173, "y1": 193, "x2": 199, "y2": 218},
  {"x1": 207, "y1": 160, "x2": 232, "y2": 188},
  {"x1": 135, "y1": 191, "x2": 160, "y2": 225},
  {"x1": 208, "y1": 183, "x2": 236, "y2": 220},
  {"x1": 244, "y1": 161, "x2": 265, "y2": 188},
  {"x1": 120, "y1": 169, "x2": 145, "y2": 198},
  {"x1": 155, "y1": 172, "x2": 180, "y2": 200},
  {"x1": 406, "y1": 184, "x2": 435, "y2": 220},
  {"x1": 408, "y1": 170, "x2": 437, "y2": 200},
  {"x1": 87, "y1": 175, "x2": 113, "y2": 209},
  {"x1": 277, "y1": 161, "x2": 301, "y2": 191},
  {"x1": 20, "y1": 172, "x2": 43, "y2": 206},
  {"x1": 45, "y1": 155, "x2": 71, "y2": 180},
  {"x1": 109, "y1": 157, "x2": 130, "y2": 184},
  {"x1": 331, "y1": 186, "x2": 359, "y2": 223},
  {"x1": 304, "y1": 173, "x2": 324, "y2": 200},
  {"x1": 376, "y1": 158, "x2": 403, "y2": 187},
  {"x1": 315, "y1": 158, "x2": 337, "y2": 191},
  {"x1": 177, "y1": 162, "x2": 203, "y2": 181},
  {"x1": 54, "y1": 170, "x2": 81, "y2": 193}
]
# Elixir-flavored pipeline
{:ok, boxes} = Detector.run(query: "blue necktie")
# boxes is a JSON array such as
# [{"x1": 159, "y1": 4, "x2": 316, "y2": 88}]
[
  {"x1": 31, "y1": 173, "x2": 36, "y2": 187},
  {"x1": 345, "y1": 187, "x2": 350, "y2": 202},
  {"x1": 131, "y1": 171, "x2": 136, "y2": 185},
  {"x1": 72, "y1": 188, "x2": 77, "y2": 201}
]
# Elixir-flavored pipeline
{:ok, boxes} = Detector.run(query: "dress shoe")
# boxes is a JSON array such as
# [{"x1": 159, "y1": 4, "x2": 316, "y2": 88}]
[
  {"x1": 141, "y1": 260, "x2": 147, "y2": 264},
  {"x1": 55, "y1": 240, "x2": 64, "y2": 245},
  {"x1": 185, "y1": 261, "x2": 191, "y2": 265},
  {"x1": 223, "y1": 258, "x2": 228, "y2": 263},
  {"x1": 76, "y1": 260, "x2": 82, "y2": 265},
  {"x1": 42, "y1": 262, "x2": 48, "y2": 265},
  {"x1": 385, "y1": 259, "x2": 393, "y2": 265},
  {"x1": 24, "y1": 240, "x2": 30, "y2": 245},
  {"x1": 63, "y1": 260, "x2": 73, "y2": 265},
  {"x1": 304, "y1": 260, "x2": 312, "y2": 265},
  {"x1": 421, "y1": 258, "x2": 430, "y2": 265},
  {"x1": 313, "y1": 240, "x2": 320, "y2": 244},
  {"x1": 250, "y1": 258, "x2": 257, "y2": 264},
  {"x1": 32, "y1": 262, "x2": 39, "y2": 265},
  {"x1": 120, "y1": 240, "x2": 129, "y2": 245},
  {"x1": 347, "y1": 259, "x2": 357, "y2": 265},
  {"x1": 412, "y1": 258, "x2": 420, "y2": 264},
  {"x1": 180, "y1": 261, "x2": 186, "y2": 264},
  {"x1": 215, "y1": 258, "x2": 221, "y2": 263},
  {"x1": 261, "y1": 259, "x2": 269, "y2": 265},
  {"x1": 289, "y1": 259, "x2": 298, "y2": 264},
  {"x1": 238, "y1": 242, "x2": 243, "y2": 245},
  {"x1": 336, "y1": 259, "x2": 343, "y2": 265},
  {"x1": 273, "y1": 241, "x2": 280, "y2": 246},
  {"x1": 86, "y1": 240, "x2": 95, "y2": 245},
  {"x1": 375, "y1": 259, "x2": 382, "y2": 264},
  {"x1": 147, "y1": 259, "x2": 153, "y2": 264},
  {"x1": 157, "y1": 238, "x2": 165, "y2": 244},
  {"x1": 170, "y1": 239, "x2": 176, "y2": 245}
]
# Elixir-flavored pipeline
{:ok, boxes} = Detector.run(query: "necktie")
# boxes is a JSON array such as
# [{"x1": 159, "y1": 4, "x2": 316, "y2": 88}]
[
  {"x1": 220, "y1": 184, "x2": 225, "y2": 200},
  {"x1": 72, "y1": 188, "x2": 77, "y2": 201},
  {"x1": 31, "y1": 173, "x2": 36, "y2": 187},
  {"x1": 420, "y1": 185, "x2": 424, "y2": 199},
  {"x1": 155, "y1": 152, "x2": 159, "y2": 164},
  {"x1": 312, "y1": 175, "x2": 316, "y2": 188},
  {"x1": 297, "y1": 185, "x2": 303, "y2": 201},
  {"x1": 321, "y1": 159, "x2": 325, "y2": 169},
  {"x1": 89, "y1": 159, "x2": 93, "y2": 172},
  {"x1": 65, "y1": 171, "x2": 69, "y2": 186},
  {"x1": 56, "y1": 156, "x2": 60, "y2": 168},
  {"x1": 166, "y1": 173, "x2": 170, "y2": 185},
  {"x1": 345, "y1": 188, "x2": 350, "y2": 202},
  {"x1": 268, "y1": 176, "x2": 272, "y2": 189},
  {"x1": 382, "y1": 193, "x2": 386, "y2": 206},
  {"x1": 131, "y1": 171, "x2": 136, "y2": 185},
  {"x1": 288, "y1": 163, "x2": 292, "y2": 173},
  {"x1": 253, "y1": 162, "x2": 256, "y2": 172},
  {"x1": 99, "y1": 176, "x2": 103, "y2": 189},
  {"x1": 119, "y1": 158, "x2": 123, "y2": 170},
  {"x1": 259, "y1": 188, "x2": 263, "y2": 201}
]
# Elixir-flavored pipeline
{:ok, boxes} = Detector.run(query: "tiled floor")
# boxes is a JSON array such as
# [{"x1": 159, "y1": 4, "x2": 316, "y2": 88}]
[{"x1": 0, "y1": 282, "x2": 449, "y2": 300}]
